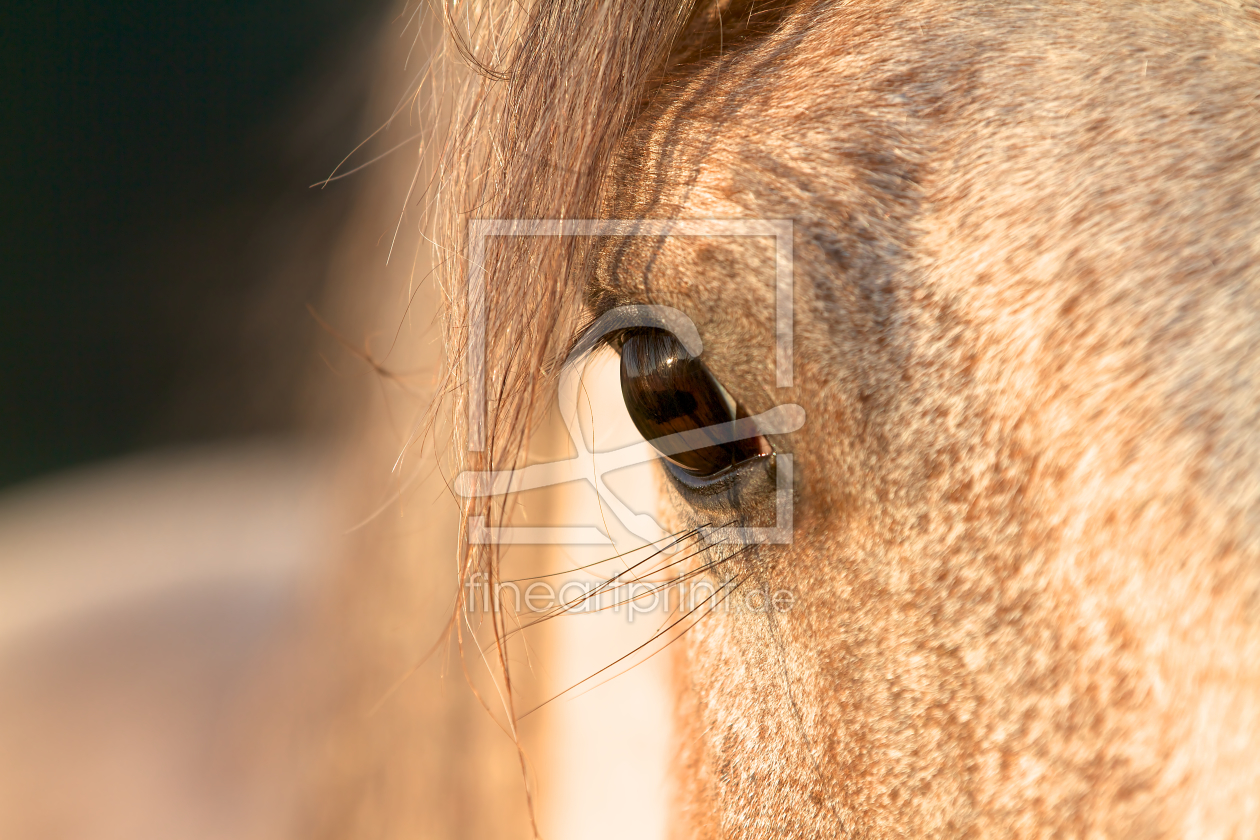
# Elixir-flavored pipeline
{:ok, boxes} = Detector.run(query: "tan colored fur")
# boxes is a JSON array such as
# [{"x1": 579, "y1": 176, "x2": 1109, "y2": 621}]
[
  {"x1": 428, "y1": 0, "x2": 1260, "y2": 837},
  {"x1": 611, "y1": 3, "x2": 1260, "y2": 836}
]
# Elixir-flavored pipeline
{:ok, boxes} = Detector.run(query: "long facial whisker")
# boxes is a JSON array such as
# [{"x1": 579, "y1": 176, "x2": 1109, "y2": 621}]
[
  {"x1": 478, "y1": 527, "x2": 712, "y2": 651},
  {"x1": 512, "y1": 527, "x2": 712, "y2": 626},
  {"x1": 574, "y1": 543, "x2": 747, "y2": 616},
  {"x1": 558, "y1": 565, "x2": 758, "y2": 707},
  {"x1": 517, "y1": 561, "x2": 755, "y2": 719},
  {"x1": 605, "y1": 533, "x2": 735, "y2": 586},
  {"x1": 640, "y1": 538, "x2": 759, "y2": 639},
  {"x1": 496, "y1": 526, "x2": 703, "y2": 583},
  {"x1": 506, "y1": 528, "x2": 733, "y2": 631},
  {"x1": 584, "y1": 519, "x2": 741, "y2": 597},
  {"x1": 496, "y1": 546, "x2": 709, "y2": 641},
  {"x1": 558, "y1": 558, "x2": 727, "y2": 616},
  {"x1": 585, "y1": 518, "x2": 738, "y2": 590}
]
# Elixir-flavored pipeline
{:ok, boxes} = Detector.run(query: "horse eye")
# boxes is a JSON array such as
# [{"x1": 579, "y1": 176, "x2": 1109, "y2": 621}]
[{"x1": 618, "y1": 328, "x2": 769, "y2": 477}]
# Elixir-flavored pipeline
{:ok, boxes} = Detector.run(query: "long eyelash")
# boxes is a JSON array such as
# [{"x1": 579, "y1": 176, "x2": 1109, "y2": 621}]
[
  {"x1": 560, "y1": 565, "x2": 754, "y2": 708},
  {"x1": 496, "y1": 525, "x2": 715, "y2": 638},
  {"x1": 495, "y1": 527, "x2": 695, "y2": 583},
  {"x1": 484, "y1": 520, "x2": 755, "y2": 719},
  {"x1": 520, "y1": 534, "x2": 735, "y2": 626},
  {"x1": 519, "y1": 552, "x2": 754, "y2": 719}
]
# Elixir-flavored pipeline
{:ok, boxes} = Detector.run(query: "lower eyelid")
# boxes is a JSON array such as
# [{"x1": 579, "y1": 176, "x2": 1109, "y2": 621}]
[{"x1": 660, "y1": 449, "x2": 774, "y2": 501}]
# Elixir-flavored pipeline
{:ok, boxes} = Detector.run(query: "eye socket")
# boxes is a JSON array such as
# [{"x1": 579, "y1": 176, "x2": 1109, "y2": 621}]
[{"x1": 618, "y1": 328, "x2": 769, "y2": 477}]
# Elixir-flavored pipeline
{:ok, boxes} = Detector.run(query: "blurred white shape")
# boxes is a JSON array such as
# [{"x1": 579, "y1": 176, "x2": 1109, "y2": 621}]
[{"x1": 534, "y1": 351, "x2": 673, "y2": 840}]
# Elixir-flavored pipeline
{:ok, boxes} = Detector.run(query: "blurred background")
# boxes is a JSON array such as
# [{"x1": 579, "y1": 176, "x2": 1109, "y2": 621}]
[
  {"x1": 0, "y1": 7, "x2": 675, "y2": 838},
  {"x1": 1, "y1": 0, "x2": 390, "y2": 490},
  {"x1": 0, "y1": 6, "x2": 460, "y2": 837}
]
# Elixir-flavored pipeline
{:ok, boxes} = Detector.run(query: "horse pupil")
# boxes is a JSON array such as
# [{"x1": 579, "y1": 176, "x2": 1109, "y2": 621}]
[{"x1": 619, "y1": 329, "x2": 763, "y2": 476}]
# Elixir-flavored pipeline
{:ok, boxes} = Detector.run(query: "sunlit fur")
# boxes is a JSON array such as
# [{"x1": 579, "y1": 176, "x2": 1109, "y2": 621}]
[{"x1": 387, "y1": 0, "x2": 1260, "y2": 837}]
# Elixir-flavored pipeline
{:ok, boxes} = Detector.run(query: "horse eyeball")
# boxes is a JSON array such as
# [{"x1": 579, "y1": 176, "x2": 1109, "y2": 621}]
[{"x1": 618, "y1": 328, "x2": 767, "y2": 477}]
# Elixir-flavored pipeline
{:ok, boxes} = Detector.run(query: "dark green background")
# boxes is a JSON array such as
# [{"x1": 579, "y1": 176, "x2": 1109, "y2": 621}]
[{"x1": 1, "y1": 0, "x2": 388, "y2": 489}]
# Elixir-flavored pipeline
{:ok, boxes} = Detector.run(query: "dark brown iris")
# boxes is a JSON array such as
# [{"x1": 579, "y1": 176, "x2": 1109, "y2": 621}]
[{"x1": 619, "y1": 329, "x2": 767, "y2": 476}]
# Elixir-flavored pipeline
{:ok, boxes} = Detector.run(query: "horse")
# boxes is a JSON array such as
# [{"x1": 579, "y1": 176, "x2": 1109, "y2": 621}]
[
  {"x1": 1, "y1": 1, "x2": 1256, "y2": 838},
  {"x1": 412, "y1": 0, "x2": 1260, "y2": 837}
]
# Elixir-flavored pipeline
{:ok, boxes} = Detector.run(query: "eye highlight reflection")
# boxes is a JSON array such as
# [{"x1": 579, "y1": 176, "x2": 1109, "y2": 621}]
[{"x1": 618, "y1": 328, "x2": 770, "y2": 478}]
